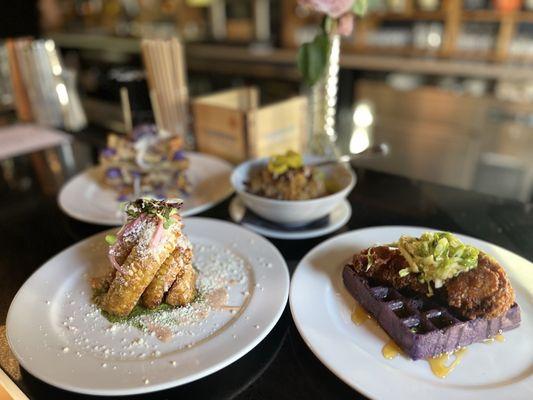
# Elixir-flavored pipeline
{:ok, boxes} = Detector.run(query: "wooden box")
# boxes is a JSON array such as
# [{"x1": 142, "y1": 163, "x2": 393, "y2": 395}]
[{"x1": 192, "y1": 87, "x2": 307, "y2": 163}]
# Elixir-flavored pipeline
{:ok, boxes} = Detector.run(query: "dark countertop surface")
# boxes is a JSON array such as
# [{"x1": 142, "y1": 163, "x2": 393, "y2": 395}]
[{"x1": 1, "y1": 138, "x2": 532, "y2": 400}]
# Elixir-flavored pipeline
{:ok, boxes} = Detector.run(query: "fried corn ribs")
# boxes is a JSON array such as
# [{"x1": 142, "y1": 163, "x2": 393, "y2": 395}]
[
  {"x1": 97, "y1": 199, "x2": 197, "y2": 317},
  {"x1": 166, "y1": 260, "x2": 197, "y2": 306},
  {"x1": 141, "y1": 236, "x2": 192, "y2": 309},
  {"x1": 102, "y1": 218, "x2": 181, "y2": 317}
]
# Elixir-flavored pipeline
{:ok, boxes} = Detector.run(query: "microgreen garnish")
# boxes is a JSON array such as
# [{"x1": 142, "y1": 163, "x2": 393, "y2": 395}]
[
  {"x1": 105, "y1": 234, "x2": 117, "y2": 245},
  {"x1": 124, "y1": 198, "x2": 182, "y2": 229}
]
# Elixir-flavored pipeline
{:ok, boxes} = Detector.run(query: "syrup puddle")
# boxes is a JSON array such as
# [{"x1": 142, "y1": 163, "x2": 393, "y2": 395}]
[
  {"x1": 483, "y1": 333, "x2": 505, "y2": 344},
  {"x1": 382, "y1": 340, "x2": 402, "y2": 359},
  {"x1": 351, "y1": 303, "x2": 371, "y2": 325},
  {"x1": 351, "y1": 301, "x2": 501, "y2": 379},
  {"x1": 428, "y1": 348, "x2": 467, "y2": 378}
]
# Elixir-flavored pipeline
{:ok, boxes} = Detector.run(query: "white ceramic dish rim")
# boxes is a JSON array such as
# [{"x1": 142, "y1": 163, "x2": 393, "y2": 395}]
[
  {"x1": 58, "y1": 151, "x2": 235, "y2": 226},
  {"x1": 289, "y1": 225, "x2": 533, "y2": 400},
  {"x1": 6, "y1": 218, "x2": 290, "y2": 396},
  {"x1": 228, "y1": 197, "x2": 352, "y2": 240}
]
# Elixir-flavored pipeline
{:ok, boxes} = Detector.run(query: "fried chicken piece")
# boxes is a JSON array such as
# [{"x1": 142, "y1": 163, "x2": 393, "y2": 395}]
[
  {"x1": 351, "y1": 246, "x2": 428, "y2": 294},
  {"x1": 445, "y1": 253, "x2": 515, "y2": 319},
  {"x1": 349, "y1": 247, "x2": 515, "y2": 320}
]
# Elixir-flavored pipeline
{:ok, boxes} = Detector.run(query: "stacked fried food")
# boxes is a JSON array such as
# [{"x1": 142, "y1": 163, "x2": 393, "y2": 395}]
[
  {"x1": 93, "y1": 198, "x2": 196, "y2": 317},
  {"x1": 99, "y1": 125, "x2": 191, "y2": 202}
]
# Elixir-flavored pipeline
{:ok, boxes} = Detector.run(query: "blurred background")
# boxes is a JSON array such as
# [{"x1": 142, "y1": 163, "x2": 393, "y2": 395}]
[{"x1": 1, "y1": 0, "x2": 533, "y2": 203}]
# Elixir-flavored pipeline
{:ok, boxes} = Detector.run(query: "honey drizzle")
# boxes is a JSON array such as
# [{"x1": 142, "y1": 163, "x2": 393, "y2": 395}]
[
  {"x1": 483, "y1": 334, "x2": 505, "y2": 345},
  {"x1": 382, "y1": 340, "x2": 402, "y2": 359},
  {"x1": 428, "y1": 348, "x2": 467, "y2": 378},
  {"x1": 351, "y1": 304, "x2": 371, "y2": 325}
]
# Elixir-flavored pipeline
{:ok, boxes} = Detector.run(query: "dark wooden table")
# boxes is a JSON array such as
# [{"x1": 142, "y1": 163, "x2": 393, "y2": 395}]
[{"x1": 1, "y1": 140, "x2": 532, "y2": 400}]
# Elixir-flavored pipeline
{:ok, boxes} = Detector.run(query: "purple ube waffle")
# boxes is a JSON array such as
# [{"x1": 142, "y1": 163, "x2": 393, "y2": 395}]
[{"x1": 342, "y1": 265, "x2": 522, "y2": 360}]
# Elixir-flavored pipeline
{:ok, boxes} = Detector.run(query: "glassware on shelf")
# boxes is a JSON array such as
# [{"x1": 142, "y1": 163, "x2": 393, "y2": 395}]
[
  {"x1": 493, "y1": 0, "x2": 523, "y2": 12},
  {"x1": 464, "y1": 0, "x2": 487, "y2": 9},
  {"x1": 386, "y1": 0, "x2": 407, "y2": 13},
  {"x1": 413, "y1": 23, "x2": 443, "y2": 51},
  {"x1": 366, "y1": 28, "x2": 412, "y2": 48},
  {"x1": 417, "y1": 0, "x2": 440, "y2": 12},
  {"x1": 457, "y1": 23, "x2": 498, "y2": 53}
]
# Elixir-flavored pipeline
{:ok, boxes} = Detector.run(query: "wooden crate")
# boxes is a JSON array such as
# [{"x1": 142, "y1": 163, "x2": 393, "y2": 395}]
[{"x1": 192, "y1": 87, "x2": 307, "y2": 163}]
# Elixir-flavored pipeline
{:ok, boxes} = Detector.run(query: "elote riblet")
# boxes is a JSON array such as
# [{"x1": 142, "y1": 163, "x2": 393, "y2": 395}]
[
  {"x1": 166, "y1": 260, "x2": 197, "y2": 306},
  {"x1": 141, "y1": 238, "x2": 192, "y2": 309},
  {"x1": 101, "y1": 219, "x2": 182, "y2": 317}
]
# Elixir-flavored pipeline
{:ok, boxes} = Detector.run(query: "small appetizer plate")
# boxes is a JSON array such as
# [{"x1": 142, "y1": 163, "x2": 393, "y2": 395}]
[
  {"x1": 229, "y1": 196, "x2": 351, "y2": 240},
  {"x1": 290, "y1": 226, "x2": 533, "y2": 400},
  {"x1": 58, "y1": 152, "x2": 234, "y2": 225},
  {"x1": 7, "y1": 218, "x2": 289, "y2": 396}
]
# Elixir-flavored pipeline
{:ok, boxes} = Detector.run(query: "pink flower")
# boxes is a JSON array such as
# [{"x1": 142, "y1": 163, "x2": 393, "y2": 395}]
[{"x1": 298, "y1": 0, "x2": 354, "y2": 18}]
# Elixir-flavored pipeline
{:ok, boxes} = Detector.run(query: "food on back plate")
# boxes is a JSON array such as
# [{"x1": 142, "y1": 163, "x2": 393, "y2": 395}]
[
  {"x1": 245, "y1": 150, "x2": 327, "y2": 200},
  {"x1": 95, "y1": 198, "x2": 197, "y2": 317},
  {"x1": 343, "y1": 232, "x2": 521, "y2": 360},
  {"x1": 99, "y1": 124, "x2": 191, "y2": 202}
]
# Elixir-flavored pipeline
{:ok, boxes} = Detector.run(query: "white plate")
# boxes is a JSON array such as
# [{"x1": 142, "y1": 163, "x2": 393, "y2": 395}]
[
  {"x1": 290, "y1": 226, "x2": 533, "y2": 400},
  {"x1": 229, "y1": 197, "x2": 352, "y2": 240},
  {"x1": 7, "y1": 218, "x2": 289, "y2": 396},
  {"x1": 58, "y1": 152, "x2": 234, "y2": 225}
]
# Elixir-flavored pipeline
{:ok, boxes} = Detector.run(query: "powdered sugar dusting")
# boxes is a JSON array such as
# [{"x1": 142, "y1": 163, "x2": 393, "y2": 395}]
[{"x1": 57, "y1": 241, "x2": 253, "y2": 362}]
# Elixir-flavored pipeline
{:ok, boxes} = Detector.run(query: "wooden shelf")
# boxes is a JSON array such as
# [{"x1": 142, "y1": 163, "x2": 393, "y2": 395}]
[
  {"x1": 366, "y1": 10, "x2": 533, "y2": 23},
  {"x1": 354, "y1": 45, "x2": 439, "y2": 58},
  {"x1": 462, "y1": 10, "x2": 508, "y2": 22},
  {"x1": 507, "y1": 53, "x2": 533, "y2": 63},
  {"x1": 516, "y1": 11, "x2": 533, "y2": 22},
  {"x1": 367, "y1": 11, "x2": 445, "y2": 21},
  {"x1": 449, "y1": 50, "x2": 496, "y2": 61},
  {"x1": 462, "y1": 10, "x2": 533, "y2": 23},
  {"x1": 48, "y1": 33, "x2": 533, "y2": 79},
  {"x1": 356, "y1": 45, "x2": 495, "y2": 62}
]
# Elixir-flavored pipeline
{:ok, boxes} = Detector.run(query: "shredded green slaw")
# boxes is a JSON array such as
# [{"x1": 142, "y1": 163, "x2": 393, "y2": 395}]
[{"x1": 397, "y1": 232, "x2": 480, "y2": 291}]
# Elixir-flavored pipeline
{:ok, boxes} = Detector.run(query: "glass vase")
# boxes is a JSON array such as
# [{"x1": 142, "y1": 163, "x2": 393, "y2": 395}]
[{"x1": 307, "y1": 33, "x2": 341, "y2": 157}]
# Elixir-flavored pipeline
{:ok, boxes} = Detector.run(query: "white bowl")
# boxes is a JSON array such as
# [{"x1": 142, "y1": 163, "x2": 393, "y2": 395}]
[{"x1": 231, "y1": 156, "x2": 356, "y2": 225}]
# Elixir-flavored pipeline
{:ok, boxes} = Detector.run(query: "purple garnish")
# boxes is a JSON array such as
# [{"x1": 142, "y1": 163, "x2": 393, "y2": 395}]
[
  {"x1": 117, "y1": 193, "x2": 129, "y2": 201},
  {"x1": 106, "y1": 167, "x2": 121, "y2": 179},
  {"x1": 101, "y1": 147, "x2": 116, "y2": 157},
  {"x1": 172, "y1": 150, "x2": 186, "y2": 161},
  {"x1": 132, "y1": 124, "x2": 158, "y2": 141}
]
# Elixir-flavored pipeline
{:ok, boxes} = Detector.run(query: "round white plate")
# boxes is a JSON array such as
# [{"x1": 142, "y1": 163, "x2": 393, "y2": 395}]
[
  {"x1": 58, "y1": 152, "x2": 234, "y2": 225},
  {"x1": 290, "y1": 226, "x2": 533, "y2": 400},
  {"x1": 7, "y1": 218, "x2": 289, "y2": 396},
  {"x1": 229, "y1": 197, "x2": 352, "y2": 240}
]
